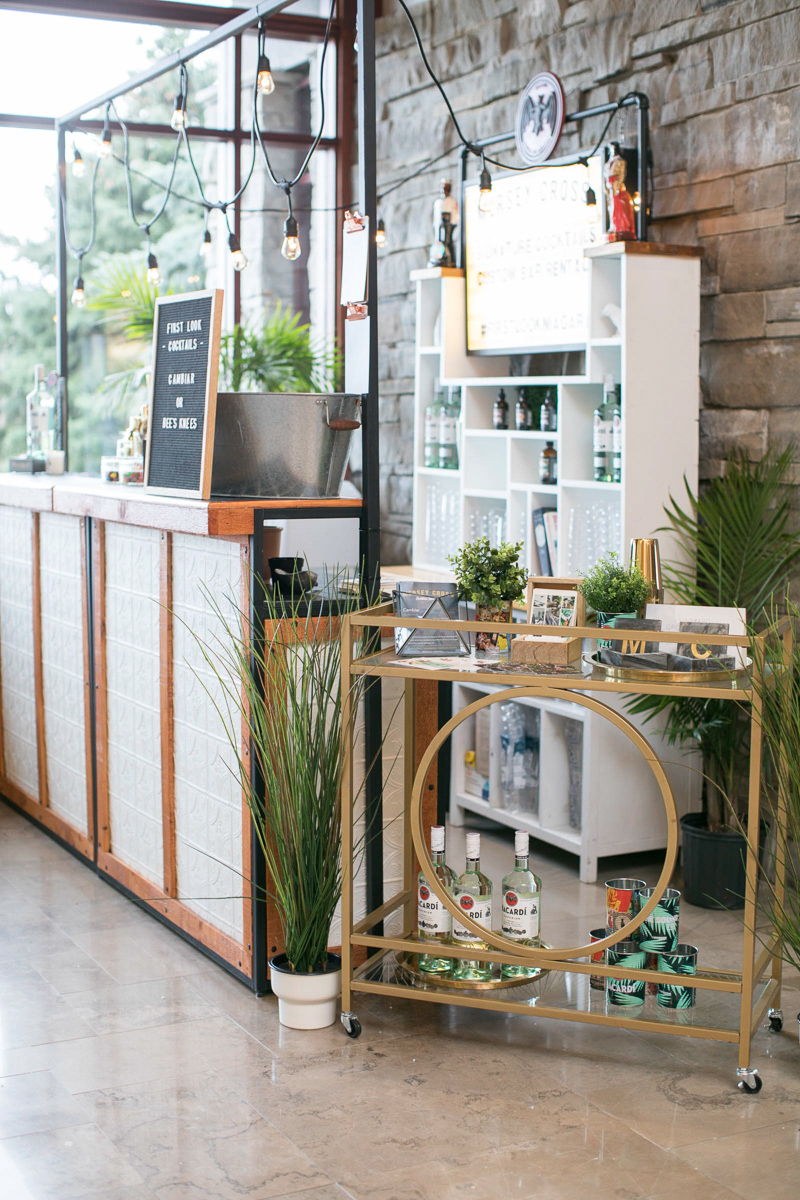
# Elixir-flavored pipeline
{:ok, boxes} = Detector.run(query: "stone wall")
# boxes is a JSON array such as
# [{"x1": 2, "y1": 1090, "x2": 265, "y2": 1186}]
[{"x1": 373, "y1": 0, "x2": 800, "y2": 563}]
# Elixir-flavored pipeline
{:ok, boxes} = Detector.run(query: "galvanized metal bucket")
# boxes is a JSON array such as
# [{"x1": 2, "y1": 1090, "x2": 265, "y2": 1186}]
[{"x1": 210, "y1": 392, "x2": 361, "y2": 499}]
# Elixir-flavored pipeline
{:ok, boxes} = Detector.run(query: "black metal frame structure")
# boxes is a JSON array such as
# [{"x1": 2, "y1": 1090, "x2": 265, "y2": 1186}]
[{"x1": 0, "y1": 0, "x2": 384, "y2": 986}]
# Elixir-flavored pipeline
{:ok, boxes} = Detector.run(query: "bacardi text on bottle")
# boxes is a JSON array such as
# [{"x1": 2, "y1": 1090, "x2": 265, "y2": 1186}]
[
  {"x1": 501, "y1": 831, "x2": 542, "y2": 979},
  {"x1": 451, "y1": 832, "x2": 493, "y2": 981},
  {"x1": 417, "y1": 825, "x2": 457, "y2": 974}
]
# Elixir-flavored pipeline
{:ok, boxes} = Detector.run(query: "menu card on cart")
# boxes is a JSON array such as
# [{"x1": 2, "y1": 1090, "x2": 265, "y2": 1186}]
[{"x1": 145, "y1": 289, "x2": 223, "y2": 499}]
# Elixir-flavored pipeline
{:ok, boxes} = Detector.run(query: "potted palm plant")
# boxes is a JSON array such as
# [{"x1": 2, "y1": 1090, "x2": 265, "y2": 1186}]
[
  {"x1": 191, "y1": 575, "x2": 376, "y2": 1028},
  {"x1": 578, "y1": 552, "x2": 649, "y2": 648},
  {"x1": 628, "y1": 449, "x2": 800, "y2": 908},
  {"x1": 448, "y1": 537, "x2": 528, "y2": 649}
]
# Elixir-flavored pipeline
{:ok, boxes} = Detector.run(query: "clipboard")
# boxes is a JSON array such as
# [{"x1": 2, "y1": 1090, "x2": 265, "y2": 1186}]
[{"x1": 340, "y1": 210, "x2": 369, "y2": 318}]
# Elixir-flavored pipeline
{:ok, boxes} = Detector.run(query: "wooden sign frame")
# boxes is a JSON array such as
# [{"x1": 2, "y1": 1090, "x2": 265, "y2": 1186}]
[{"x1": 144, "y1": 289, "x2": 224, "y2": 500}]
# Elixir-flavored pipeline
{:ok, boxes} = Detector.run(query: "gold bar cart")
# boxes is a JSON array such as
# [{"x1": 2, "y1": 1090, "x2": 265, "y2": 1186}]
[{"x1": 339, "y1": 603, "x2": 792, "y2": 1093}]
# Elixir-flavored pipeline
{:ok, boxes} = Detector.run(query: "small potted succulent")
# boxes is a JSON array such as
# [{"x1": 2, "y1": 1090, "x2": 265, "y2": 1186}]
[
  {"x1": 578, "y1": 552, "x2": 649, "y2": 648},
  {"x1": 449, "y1": 537, "x2": 528, "y2": 649}
]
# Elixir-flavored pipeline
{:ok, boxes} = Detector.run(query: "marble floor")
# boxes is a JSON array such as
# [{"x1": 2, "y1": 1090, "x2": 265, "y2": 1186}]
[{"x1": 1, "y1": 798, "x2": 799, "y2": 1200}]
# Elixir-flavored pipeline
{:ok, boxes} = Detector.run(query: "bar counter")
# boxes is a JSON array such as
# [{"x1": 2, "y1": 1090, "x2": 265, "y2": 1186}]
[{"x1": 0, "y1": 472, "x2": 362, "y2": 987}]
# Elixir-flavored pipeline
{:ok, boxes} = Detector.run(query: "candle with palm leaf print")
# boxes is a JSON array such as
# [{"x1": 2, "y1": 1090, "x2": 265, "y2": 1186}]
[
  {"x1": 657, "y1": 943, "x2": 698, "y2": 1008},
  {"x1": 606, "y1": 939, "x2": 646, "y2": 1006},
  {"x1": 636, "y1": 886, "x2": 680, "y2": 995}
]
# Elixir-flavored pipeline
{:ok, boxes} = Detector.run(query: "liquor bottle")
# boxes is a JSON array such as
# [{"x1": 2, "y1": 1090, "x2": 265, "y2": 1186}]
[
  {"x1": 540, "y1": 389, "x2": 558, "y2": 432},
  {"x1": 438, "y1": 389, "x2": 460, "y2": 470},
  {"x1": 515, "y1": 389, "x2": 532, "y2": 431},
  {"x1": 611, "y1": 389, "x2": 622, "y2": 483},
  {"x1": 26, "y1": 365, "x2": 55, "y2": 462},
  {"x1": 451, "y1": 831, "x2": 493, "y2": 981},
  {"x1": 417, "y1": 825, "x2": 457, "y2": 974},
  {"x1": 493, "y1": 388, "x2": 508, "y2": 431},
  {"x1": 539, "y1": 440, "x2": 557, "y2": 485},
  {"x1": 501, "y1": 831, "x2": 542, "y2": 979},
  {"x1": 424, "y1": 389, "x2": 443, "y2": 468},
  {"x1": 593, "y1": 376, "x2": 616, "y2": 482}
]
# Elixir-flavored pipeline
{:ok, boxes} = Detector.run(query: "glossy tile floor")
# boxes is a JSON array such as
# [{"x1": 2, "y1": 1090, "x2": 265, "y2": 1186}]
[{"x1": 1, "y1": 799, "x2": 799, "y2": 1200}]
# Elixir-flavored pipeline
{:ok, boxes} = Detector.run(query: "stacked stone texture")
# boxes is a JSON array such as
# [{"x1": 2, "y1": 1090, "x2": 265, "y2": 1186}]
[{"x1": 373, "y1": 0, "x2": 800, "y2": 563}]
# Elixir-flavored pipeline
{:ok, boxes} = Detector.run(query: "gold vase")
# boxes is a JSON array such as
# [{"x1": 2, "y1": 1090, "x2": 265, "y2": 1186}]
[{"x1": 629, "y1": 538, "x2": 663, "y2": 604}]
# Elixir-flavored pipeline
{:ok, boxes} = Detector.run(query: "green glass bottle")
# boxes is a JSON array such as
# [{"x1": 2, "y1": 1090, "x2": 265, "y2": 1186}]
[
  {"x1": 501, "y1": 831, "x2": 542, "y2": 979},
  {"x1": 450, "y1": 832, "x2": 493, "y2": 981}
]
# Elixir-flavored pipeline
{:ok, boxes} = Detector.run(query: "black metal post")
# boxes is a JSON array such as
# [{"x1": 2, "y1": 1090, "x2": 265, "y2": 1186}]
[
  {"x1": 636, "y1": 95, "x2": 650, "y2": 242},
  {"x1": 356, "y1": 0, "x2": 384, "y2": 923},
  {"x1": 55, "y1": 123, "x2": 69, "y2": 464},
  {"x1": 249, "y1": 511, "x2": 270, "y2": 994}
]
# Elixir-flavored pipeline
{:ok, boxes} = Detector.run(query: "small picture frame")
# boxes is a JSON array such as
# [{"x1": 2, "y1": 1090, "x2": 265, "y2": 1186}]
[{"x1": 511, "y1": 576, "x2": 585, "y2": 665}]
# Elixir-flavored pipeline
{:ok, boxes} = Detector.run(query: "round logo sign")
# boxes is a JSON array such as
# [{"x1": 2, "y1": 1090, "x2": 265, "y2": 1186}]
[
  {"x1": 460, "y1": 895, "x2": 474, "y2": 911},
  {"x1": 419, "y1": 885, "x2": 430, "y2": 900},
  {"x1": 505, "y1": 891, "x2": 518, "y2": 907},
  {"x1": 515, "y1": 72, "x2": 565, "y2": 166}
]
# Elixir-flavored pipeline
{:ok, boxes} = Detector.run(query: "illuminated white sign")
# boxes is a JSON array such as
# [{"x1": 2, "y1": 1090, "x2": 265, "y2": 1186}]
[{"x1": 465, "y1": 157, "x2": 603, "y2": 354}]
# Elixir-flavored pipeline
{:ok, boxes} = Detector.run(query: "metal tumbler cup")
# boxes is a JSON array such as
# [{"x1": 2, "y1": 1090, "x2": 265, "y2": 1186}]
[
  {"x1": 589, "y1": 927, "x2": 606, "y2": 991},
  {"x1": 605, "y1": 878, "x2": 647, "y2": 935},
  {"x1": 657, "y1": 943, "x2": 698, "y2": 1008},
  {"x1": 607, "y1": 938, "x2": 647, "y2": 1006},
  {"x1": 636, "y1": 885, "x2": 680, "y2": 996}
]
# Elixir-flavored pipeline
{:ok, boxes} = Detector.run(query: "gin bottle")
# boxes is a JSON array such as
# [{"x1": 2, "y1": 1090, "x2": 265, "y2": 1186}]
[
  {"x1": 593, "y1": 376, "x2": 616, "y2": 482},
  {"x1": 501, "y1": 831, "x2": 542, "y2": 979},
  {"x1": 451, "y1": 832, "x2": 493, "y2": 981},
  {"x1": 417, "y1": 825, "x2": 457, "y2": 974},
  {"x1": 423, "y1": 391, "x2": 443, "y2": 468},
  {"x1": 26, "y1": 365, "x2": 55, "y2": 461},
  {"x1": 611, "y1": 391, "x2": 622, "y2": 483},
  {"x1": 438, "y1": 390, "x2": 460, "y2": 470}
]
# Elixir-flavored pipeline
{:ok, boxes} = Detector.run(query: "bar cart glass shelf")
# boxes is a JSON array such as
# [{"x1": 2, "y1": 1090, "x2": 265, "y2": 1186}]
[{"x1": 339, "y1": 603, "x2": 792, "y2": 1094}]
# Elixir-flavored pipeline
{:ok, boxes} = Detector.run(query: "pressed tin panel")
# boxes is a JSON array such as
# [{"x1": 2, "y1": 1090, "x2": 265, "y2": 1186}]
[
  {"x1": 172, "y1": 534, "x2": 243, "y2": 941},
  {"x1": 0, "y1": 506, "x2": 39, "y2": 799},
  {"x1": 105, "y1": 523, "x2": 163, "y2": 885},
  {"x1": 39, "y1": 513, "x2": 88, "y2": 833}
]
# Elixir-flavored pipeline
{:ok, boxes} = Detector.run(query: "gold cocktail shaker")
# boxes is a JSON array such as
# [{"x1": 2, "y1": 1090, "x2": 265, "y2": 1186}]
[{"x1": 629, "y1": 538, "x2": 663, "y2": 603}]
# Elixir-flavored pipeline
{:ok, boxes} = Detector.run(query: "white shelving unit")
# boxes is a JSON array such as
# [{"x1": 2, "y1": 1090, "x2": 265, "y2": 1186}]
[
  {"x1": 411, "y1": 245, "x2": 702, "y2": 576},
  {"x1": 410, "y1": 245, "x2": 704, "y2": 878},
  {"x1": 450, "y1": 681, "x2": 700, "y2": 884}
]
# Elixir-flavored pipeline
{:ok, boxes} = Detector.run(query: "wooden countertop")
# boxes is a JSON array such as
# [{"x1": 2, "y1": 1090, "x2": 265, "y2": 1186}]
[{"x1": 0, "y1": 474, "x2": 362, "y2": 537}]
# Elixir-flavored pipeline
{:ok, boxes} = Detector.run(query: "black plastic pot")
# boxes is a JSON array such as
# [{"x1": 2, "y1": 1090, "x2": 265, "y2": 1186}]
[{"x1": 680, "y1": 812, "x2": 750, "y2": 909}]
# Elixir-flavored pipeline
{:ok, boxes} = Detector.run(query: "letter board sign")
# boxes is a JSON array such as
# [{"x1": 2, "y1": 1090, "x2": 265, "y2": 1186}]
[{"x1": 144, "y1": 289, "x2": 223, "y2": 498}]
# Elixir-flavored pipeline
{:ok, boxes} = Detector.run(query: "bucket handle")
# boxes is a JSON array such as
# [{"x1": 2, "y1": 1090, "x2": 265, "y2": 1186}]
[{"x1": 325, "y1": 399, "x2": 361, "y2": 432}]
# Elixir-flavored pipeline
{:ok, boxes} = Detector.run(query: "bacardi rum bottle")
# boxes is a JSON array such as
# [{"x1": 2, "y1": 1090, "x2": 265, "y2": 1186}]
[
  {"x1": 417, "y1": 825, "x2": 456, "y2": 974},
  {"x1": 500, "y1": 831, "x2": 542, "y2": 979},
  {"x1": 451, "y1": 832, "x2": 493, "y2": 981}
]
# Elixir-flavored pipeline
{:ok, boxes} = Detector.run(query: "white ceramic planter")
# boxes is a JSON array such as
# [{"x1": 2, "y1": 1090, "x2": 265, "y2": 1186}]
[{"x1": 269, "y1": 954, "x2": 342, "y2": 1029}]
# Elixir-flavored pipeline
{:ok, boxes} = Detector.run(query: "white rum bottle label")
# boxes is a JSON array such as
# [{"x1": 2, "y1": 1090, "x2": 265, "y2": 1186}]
[
  {"x1": 452, "y1": 892, "x2": 492, "y2": 942},
  {"x1": 502, "y1": 890, "x2": 540, "y2": 940},
  {"x1": 417, "y1": 883, "x2": 451, "y2": 935}
]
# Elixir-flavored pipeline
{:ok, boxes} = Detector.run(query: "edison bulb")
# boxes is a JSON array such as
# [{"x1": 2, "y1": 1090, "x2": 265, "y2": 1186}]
[
  {"x1": 231, "y1": 247, "x2": 248, "y2": 271},
  {"x1": 72, "y1": 150, "x2": 85, "y2": 179},
  {"x1": 257, "y1": 67, "x2": 275, "y2": 95},
  {"x1": 375, "y1": 219, "x2": 386, "y2": 247},
  {"x1": 171, "y1": 98, "x2": 187, "y2": 132},
  {"x1": 100, "y1": 132, "x2": 112, "y2": 158},
  {"x1": 146, "y1": 253, "x2": 161, "y2": 287},
  {"x1": 200, "y1": 230, "x2": 212, "y2": 259},
  {"x1": 478, "y1": 187, "x2": 493, "y2": 214},
  {"x1": 281, "y1": 234, "x2": 301, "y2": 261},
  {"x1": 71, "y1": 279, "x2": 86, "y2": 308}
]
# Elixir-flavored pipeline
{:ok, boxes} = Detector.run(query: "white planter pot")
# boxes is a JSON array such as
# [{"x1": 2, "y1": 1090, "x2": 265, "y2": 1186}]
[{"x1": 269, "y1": 954, "x2": 342, "y2": 1029}]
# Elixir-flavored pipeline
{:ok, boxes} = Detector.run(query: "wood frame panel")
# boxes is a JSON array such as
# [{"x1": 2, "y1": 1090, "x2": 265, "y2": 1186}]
[
  {"x1": 92, "y1": 519, "x2": 111, "y2": 854},
  {"x1": 159, "y1": 530, "x2": 177, "y2": 897}
]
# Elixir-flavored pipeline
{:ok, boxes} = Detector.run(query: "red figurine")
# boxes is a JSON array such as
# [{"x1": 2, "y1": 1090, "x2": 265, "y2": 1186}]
[{"x1": 604, "y1": 148, "x2": 637, "y2": 242}]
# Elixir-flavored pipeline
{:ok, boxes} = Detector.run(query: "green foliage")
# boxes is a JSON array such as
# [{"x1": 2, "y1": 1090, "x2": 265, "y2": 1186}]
[
  {"x1": 448, "y1": 537, "x2": 527, "y2": 606},
  {"x1": 220, "y1": 304, "x2": 341, "y2": 394},
  {"x1": 578, "y1": 552, "x2": 649, "y2": 614},
  {"x1": 628, "y1": 448, "x2": 800, "y2": 831},
  {"x1": 86, "y1": 252, "x2": 171, "y2": 341},
  {"x1": 747, "y1": 603, "x2": 800, "y2": 973},
  {"x1": 183, "y1": 572, "x2": 382, "y2": 973}
]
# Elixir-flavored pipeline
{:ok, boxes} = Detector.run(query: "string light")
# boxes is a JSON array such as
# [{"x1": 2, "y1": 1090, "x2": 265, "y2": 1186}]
[
  {"x1": 632, "y1": 190, "x2": 641, "y2": 212},
  {"x1": 281, "y1": 213, "x2": 301, "y2": 261},
  {"x1": 478, "y1": 157, "x2": 492, "y2": 214},
  {"x1": 100, "y1": 108, "x2": 112, "y2": 158},
  {"x1": 200, "y1": 228, "x2": 212, "y2": 259},
  {"x1": 256, "y1": 52, "x2": 275, "y2": 96},
  {"x1": 375, "y1": 218, "x2": 386, "y2": 247},
  {"x1": 228, "y1": 232, "x2": 248, "y2": 271},
  {"x1": 71, "y1": 273, "x2": 86, "y2": 307},
  {"x1": 146, "y1": 250, "x2": 161, "y2": 286},
  {"x1": 72, "y1": 147, "x2": 85, "y2": 179},
  {"x1": 170, "y1": 91, "x2": 187, "y2": 132}
]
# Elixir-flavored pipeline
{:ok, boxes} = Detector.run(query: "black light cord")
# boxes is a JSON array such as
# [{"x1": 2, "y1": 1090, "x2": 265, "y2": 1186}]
[
  {"x1": 110, "y1": 96, "x2": 182, "y2": 238},
  {"x1": 180, "y1": 62, "x2": 258, "y2": 214},
  {"x1": 60, "y1": 142, "x2": 101, "y2": 261}
]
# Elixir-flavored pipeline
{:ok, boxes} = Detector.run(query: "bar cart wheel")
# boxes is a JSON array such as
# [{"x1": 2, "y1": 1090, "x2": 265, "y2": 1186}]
[
  {"x1": 341, "y1": 1011, "x2": 362, "y2": 1039},
  {"x1": 736, "y1": 1068, "x2": 762, "y2": 1094},
  {"x1": 767, "y1": 1008, "x2": 783, "y2": 1032}
]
